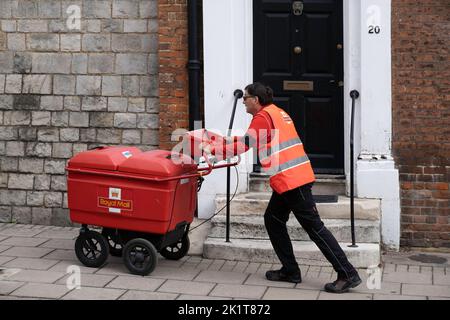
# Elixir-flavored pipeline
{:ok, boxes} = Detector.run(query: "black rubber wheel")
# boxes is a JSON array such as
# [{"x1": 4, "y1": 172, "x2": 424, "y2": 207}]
[
  {"x1": 75, "y1": 230, "x2": 109, "y2": 268},
  {"x1": 101, "y1": 228, "x2": 123, "y2": 257},
  {"x1": 159, "y1": 236, "x2": 190, "y2": 260},
  {"x1": 123, "y1": 238, "x2": 157, "y2": 276}
]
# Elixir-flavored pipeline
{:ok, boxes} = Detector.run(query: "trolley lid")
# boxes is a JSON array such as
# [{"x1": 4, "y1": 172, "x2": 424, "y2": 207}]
[
  {"x1": 118, "y1": 150, "x2": 198, "y2": 177},
  {"x1": 68, "y1": 146, "x2": 143, "y2": 171}
]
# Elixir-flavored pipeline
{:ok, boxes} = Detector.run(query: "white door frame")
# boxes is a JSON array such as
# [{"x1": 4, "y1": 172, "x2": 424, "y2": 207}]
[{"x1": 202, "y1": 0, "x2": 400, "y2": 250}]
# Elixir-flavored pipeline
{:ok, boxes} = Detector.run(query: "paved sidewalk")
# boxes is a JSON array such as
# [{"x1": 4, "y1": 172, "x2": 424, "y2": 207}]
[{"x1": 0, "y1": 223, "x2": 449, "y2": 300}]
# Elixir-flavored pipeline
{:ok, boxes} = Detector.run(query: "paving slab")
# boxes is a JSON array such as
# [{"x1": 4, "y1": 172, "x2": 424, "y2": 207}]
[
  {"x1": 220, "y1": 261, "x2": 238, "y2": 272},
  {"x1": 41, "y1": 249, "x2": 77, "y2": 261},
  {"x1": 0, "y1": 280, "x2": 25, "y2": 295},
  {"x1": 95, "y1": 263, "x2": 142, "y2": 277},
  {"x1": 433, "y1": 274, "x2": 450, "y2": 286},
  {"x1": 8, "y1": 269, "x2": 66, "y2": 283},
  {"x1": 194, "y1": 270, "x2": 249, "y2": 285},
  {"x1": 0, "y1": 237, "x2": 49, "y2": 247},
  {"x1": 56, "y1": 273, "x2": 117, "y2": 288},
  {"x1": 156, "y1": 257, "x2": 189, "y2": 268},
  {"x1": 207, "y1": 259, "x2": 227, "y2": 271},
  {"x1": 0, "y1": 246, "x2": 10, "y2": 254},
  {"x1": 61, "y1": 287, "x2": 126, "y2": 300},
  {"x1": 3, "y1": 257, "x2": 60, "y2": 271},
  {"x1": 1, "y1": 246, "x2": 54, "y2": 259},
  {"x1": 408, "y1": 266, "x2": 420, "y2": 273},
  {"x1": 195, "y1": 260, "x2": 215, "y2": 271},
  {"x1": 244, "y1": 262, "x2": 261, "y2": 274},
  {"x1": 0, "y1": 227, "x2": 44, "y2": 237},
  {"x1": 373, "y1": 293, "x2": 426, "y2": 300},
  {"x1": 420, "y1": 266, "x2": 433, "y2": 273},
  {"x1": 262, "y1": 287, "x2": 319, "y2": 300},
  {"x1": 318, "y1": 291, "x2": 373, "y2": 300},
  {"x1": 119, "y1": 291, "x2": 179, "y2": 300},
  {"x1": 232, "y1": 261, "x2": 250, "y2": 273},
  {"x1": 47, "y1": 260, "x2": 100, "y2": 274},
  {"x1": 177, "y1": 294, "x2": 232, "y2": 300},
  {"x1": 383, "y1": 272, "x2": 432, "y2": 284},
  {"x1": 383, "y1": 251, "x2": 450, "y2": 268},
  {"x1": 11, "y1": 283, "x2": 72, "y2": 299},
  {"x1": 158, "y1": 280, "x2": 216, "y2": 296},
  {"x1": 34, "y1": 230, "x2": 79, "y2": 240},
  {"x1": 433, "y1": 267, "x2": 446, "y2": 275},
  {"x1": 402, "y1": 284, "x2": 450, "y2": 298},
  {"x1": 106, "y1": 276, "x2": 165, "y2": 291},
  {"x1": 0, "y1": 256, "x2": 16, "y2": 265},
  {"x1": 209, "y1": 284, "x2": 267, "y2": 299},
  {"x1": 148, "y1": 266, "x2": 201, "y2": 281},
  {"x1": 351, "y1": 281, "x2": 401, "y2": 295},
  {"x1": 38, "y1": 239, "x2": 74, "y2": 250}
]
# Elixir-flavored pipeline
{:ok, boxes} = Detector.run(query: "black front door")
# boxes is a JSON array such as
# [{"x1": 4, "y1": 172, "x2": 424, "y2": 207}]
[{"x1": 253, "y1": 0, "x2": 344, "y2": 174}]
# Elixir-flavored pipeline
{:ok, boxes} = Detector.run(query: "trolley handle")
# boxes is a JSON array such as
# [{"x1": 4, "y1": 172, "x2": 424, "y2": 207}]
[
  {"x1": 65, "y1": 150, "x2": 240, "y2": 183},
  {"x1": 65, "y1": 155, "x2": 240, "y2": 183}
]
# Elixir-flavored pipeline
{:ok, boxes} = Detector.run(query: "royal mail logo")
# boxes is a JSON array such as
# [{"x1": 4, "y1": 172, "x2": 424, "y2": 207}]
[{"x1": 98, "y1": 197, "x2": 133, "y2": 211}]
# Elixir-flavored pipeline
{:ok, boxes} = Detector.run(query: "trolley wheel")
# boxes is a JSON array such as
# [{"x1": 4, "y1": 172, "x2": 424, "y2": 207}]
[
  {"x1": 160, "y1": 236, "x2": 190, "y2": 261},
  {"x1": 123, "y1": 238, "x2": 157, "y2": 276},
  {"x1": 101, "y1": 228, "x2": 123, "y2": 257},
  {"x1": 75, "y1": 230, "x2": 109, "y2": 268}
]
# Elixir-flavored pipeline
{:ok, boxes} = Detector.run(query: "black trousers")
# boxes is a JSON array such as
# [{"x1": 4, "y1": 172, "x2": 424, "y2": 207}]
[{"x1": 264, "y1": 182, "x2": 358, "y2": 279}]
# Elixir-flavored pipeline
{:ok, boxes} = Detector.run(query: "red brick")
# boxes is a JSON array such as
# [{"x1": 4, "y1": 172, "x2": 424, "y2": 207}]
[{"x1": 393, "y1": 0, "x2": 449, "y2": 249}]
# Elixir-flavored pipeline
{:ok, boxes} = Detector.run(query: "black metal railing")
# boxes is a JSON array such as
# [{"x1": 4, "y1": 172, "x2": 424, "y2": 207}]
[
  {"x1": 225, "y1": 89, "x2": 243, "y2": 242},
  {"x1": 349, "y1": 90, "x2": 360, "y2": 248}
]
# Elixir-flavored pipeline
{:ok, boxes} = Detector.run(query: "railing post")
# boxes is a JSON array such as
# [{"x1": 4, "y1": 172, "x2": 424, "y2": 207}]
[
  {"x1": 348, "y1": 90, "x2": 359, "y2": 248},
  {"x1": 225, "y1": 89, "x2": 243, "y2": 242}
]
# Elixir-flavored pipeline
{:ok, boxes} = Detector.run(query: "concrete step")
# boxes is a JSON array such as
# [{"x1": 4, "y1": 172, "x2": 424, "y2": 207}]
[
  {"x1": 250, "y1": 173, "x2": 346, "y2": 195},
  {"x1": 209, "y1": 215, "x2": 380, "y2": 243},
  {"x1": 216, "y1": 193, "x2": 381, "y2": 221},
  {"x1": 203, "y1": 238, "x2": 380, "y2": 268}
]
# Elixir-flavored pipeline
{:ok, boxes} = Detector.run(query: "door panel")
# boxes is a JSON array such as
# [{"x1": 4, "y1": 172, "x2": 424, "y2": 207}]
[{"x1": 253, "y1": 0, "x2": 344, "y2": 174}]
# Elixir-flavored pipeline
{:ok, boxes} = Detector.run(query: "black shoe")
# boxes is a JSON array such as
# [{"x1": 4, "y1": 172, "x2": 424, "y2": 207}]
[
  {"x1": 324, "y1": 274, "x2": 362, "y2": 293},
  {"x1": 265, "y1": 269, "x2": 302, "y2": 283}
]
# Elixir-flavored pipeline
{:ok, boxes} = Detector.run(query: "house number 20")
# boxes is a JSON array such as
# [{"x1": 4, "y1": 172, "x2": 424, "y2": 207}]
[
  {"x1": 368, "y1": 25, "x2": 381, "y2": 34},
  {"x1": 367, "y1": 4, "x2": 381, "y2": 35}
]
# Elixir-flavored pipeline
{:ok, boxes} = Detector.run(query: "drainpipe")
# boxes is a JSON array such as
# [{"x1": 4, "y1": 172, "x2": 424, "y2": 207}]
[
  {"x1": 188, "y1": 0, "x2": 202, "y2": 218},
  {"x1": 187, "y1": 0, "x2": 201, "y2": 130}
]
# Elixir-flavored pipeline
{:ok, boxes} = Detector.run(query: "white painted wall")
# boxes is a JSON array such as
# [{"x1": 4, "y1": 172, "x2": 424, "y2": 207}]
[
  {"x1": 202, "y1": 0, "x2": 401, "y2": 250},
  {"x1": 355, "y1": 0, "x2": 400, "y2": 250},
  {"x1": 199, "y1": 0, "x2": 253, "y2": 218}
]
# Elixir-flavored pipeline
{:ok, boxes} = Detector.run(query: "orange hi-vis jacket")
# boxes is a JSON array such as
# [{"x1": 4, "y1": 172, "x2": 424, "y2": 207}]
[{"x1": 258, "y1": 104, "x2": 315, "y2": 194}]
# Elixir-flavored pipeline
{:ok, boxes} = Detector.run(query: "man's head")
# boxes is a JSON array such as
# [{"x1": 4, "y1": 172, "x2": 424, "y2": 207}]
[{"x1": 243, "y1": 82, "x2": 273, "y2": 115}]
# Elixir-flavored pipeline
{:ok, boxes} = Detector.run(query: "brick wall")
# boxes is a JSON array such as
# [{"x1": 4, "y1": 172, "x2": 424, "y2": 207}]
[
  {"x1": 392, "y1": 0, "x2": 450, "y2": 248},
  {"x1": 158, "y1": 0, "x2": 189, "y2": 151},
  {"x1": 0, "y1": 0, "x2": 159, "y2": 226}
]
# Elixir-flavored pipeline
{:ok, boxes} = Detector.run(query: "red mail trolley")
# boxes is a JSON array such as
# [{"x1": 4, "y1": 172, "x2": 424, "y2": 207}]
[{"x1": 66, "y1": 141, "x2": 236, "y2": 276}]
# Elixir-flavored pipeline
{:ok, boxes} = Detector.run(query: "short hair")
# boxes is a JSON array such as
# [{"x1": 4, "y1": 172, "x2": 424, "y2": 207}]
[{"x1": 245, "y1": 82, "x2": 273, "y2": 106}]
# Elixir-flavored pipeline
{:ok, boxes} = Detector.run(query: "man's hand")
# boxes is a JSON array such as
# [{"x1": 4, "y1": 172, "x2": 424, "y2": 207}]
[{"x1": 198, "y1": 142, "x2": 212, "y2": 155}]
